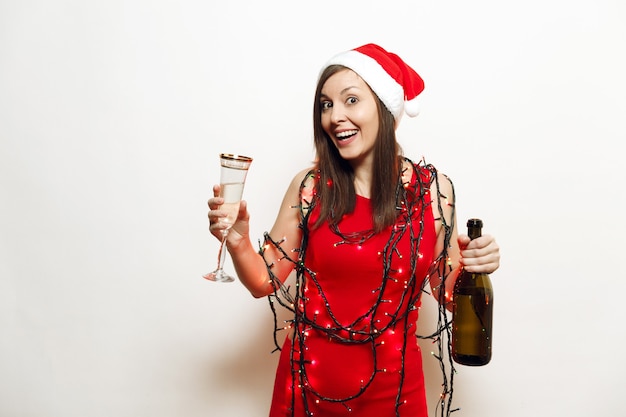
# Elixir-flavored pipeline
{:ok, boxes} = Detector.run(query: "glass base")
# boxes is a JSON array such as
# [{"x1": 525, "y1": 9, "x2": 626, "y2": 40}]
[{"x1": 203, "y1": 269, "x2": 235, "y2": 283}]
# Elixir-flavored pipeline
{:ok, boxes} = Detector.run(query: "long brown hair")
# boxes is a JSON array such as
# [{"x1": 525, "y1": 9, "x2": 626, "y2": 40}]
[{"x1": 312, "y1": 65, "x2": 403, "y2": 233}]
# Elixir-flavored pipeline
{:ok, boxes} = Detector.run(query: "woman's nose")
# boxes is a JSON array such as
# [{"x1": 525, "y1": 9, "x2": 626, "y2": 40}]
[{"x1": 329, "y1": 105, "x2": 346, "y2": 124}]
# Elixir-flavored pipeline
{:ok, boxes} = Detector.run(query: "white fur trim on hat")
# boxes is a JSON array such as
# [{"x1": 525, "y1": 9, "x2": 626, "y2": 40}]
[{"x1": 322, "y1": 50, "x2": 406, "y2": 120}]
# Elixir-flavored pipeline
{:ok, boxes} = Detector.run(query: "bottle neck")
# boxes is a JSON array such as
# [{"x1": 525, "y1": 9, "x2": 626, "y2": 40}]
[
  {"x1": 468, "y1": 227, "x2": 482, "y2": 240},
  {"x1": 466, "y1": 218, "x2": 483, "y2": 240}
]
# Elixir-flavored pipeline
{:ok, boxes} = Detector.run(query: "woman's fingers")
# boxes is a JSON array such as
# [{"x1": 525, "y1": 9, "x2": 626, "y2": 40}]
[
  {"x1": 459, "y1": 235, "x2": 500, "y2": 273},
  {"x1": 207, "y1": 184, "x2": 227, "y2": 234}
]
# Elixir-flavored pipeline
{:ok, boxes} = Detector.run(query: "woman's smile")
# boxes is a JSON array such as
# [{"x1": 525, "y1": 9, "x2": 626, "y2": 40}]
[{"x1": 320, "y1": 69, "x2": 380, "y2": 164}]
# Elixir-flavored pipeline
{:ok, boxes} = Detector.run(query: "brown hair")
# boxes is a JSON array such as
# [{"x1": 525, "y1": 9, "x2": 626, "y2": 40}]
[{"x1": 312, "y1": 65, "x2": 403, "y2": 233}]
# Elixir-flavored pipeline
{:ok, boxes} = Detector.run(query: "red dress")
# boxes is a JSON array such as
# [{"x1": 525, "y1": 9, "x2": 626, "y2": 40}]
[{"x1": 269, "y1": 165, "x2": 436, "y2": 417}]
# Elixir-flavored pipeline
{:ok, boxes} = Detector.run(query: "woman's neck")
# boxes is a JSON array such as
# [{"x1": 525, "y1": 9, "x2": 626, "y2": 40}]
[{"x1": 353, "y1": 168, "x2": 372, "y2": 198}]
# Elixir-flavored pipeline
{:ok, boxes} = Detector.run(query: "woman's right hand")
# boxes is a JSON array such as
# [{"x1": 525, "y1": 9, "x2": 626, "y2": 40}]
[{"x1": 207, "y1": 184, "x2": 250, "y2": 250}]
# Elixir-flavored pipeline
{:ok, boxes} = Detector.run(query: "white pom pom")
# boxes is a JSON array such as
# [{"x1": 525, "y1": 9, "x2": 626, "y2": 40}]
[{"x1": 404, "y1": 98, "x2": 420, "y2": 117}]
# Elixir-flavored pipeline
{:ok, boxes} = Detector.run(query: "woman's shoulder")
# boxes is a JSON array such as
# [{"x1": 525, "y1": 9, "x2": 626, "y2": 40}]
[
  {"x1": 401, "y1": 157, "x2": 434, "y2": 183},
  {"x1": 276, "y1": 166, "x2": 317, "y2": 218},
  {"x1": 297, "y1": 166, "x2": 318, "y2": 212},
  {"x1": 281, "y1": 166, "x2": 317, "y2": 209},
  {"x1": 401, "y1": 157, "x2": 455, "y2": 203},
  {"x1": 286, "y1": 166, "x2": 317, "y2": 191},
  {"x1": 402, "y1": 157, "x2": 451, "y2": 183}
]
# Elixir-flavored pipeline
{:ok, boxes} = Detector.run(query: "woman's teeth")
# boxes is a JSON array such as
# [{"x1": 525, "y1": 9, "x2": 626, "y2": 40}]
[{"x1": 336, "y1": 130, "x2": 358, "y2": 140}]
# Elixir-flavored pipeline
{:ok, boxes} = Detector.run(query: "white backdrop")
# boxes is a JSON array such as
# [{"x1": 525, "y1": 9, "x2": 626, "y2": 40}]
[{"x1": 1, "y1": 1, "x2": 625, "y2": 416}]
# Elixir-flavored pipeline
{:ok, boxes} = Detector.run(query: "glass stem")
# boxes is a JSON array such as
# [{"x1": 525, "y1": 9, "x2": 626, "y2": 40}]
[{"x1": 216, "y1": 229, "x2": 229, "y2": 272}]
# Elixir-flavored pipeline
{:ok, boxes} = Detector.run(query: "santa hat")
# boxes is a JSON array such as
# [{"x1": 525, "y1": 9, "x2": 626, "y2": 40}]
[{"x1": 320, "y1": 43, "x2": 424, "y2": 120}]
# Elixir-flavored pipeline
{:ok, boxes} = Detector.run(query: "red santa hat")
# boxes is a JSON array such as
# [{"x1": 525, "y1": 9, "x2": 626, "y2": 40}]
[{"x1": 320, "y1": 43, "x2": 425, "y2": 120}]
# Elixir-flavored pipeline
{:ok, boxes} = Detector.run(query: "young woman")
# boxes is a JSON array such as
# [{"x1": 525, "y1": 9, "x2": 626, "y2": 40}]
[{"x1": 207, "y1": 43, "x2": 500, "y2": 417}]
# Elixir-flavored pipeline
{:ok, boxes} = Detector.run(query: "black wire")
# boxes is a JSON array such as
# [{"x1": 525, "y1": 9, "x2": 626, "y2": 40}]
[{"x1": 260, "y1": 158, "x2": 457, "y2": 416}]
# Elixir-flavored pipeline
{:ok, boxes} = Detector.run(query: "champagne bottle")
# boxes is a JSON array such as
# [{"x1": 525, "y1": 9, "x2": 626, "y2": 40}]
[{"x1": 452, "y1": 218, "x2": 494, "y2": 366}]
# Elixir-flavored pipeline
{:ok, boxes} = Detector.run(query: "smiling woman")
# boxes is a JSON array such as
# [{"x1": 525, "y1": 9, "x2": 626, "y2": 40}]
[
  {"x1": 313, "y1": 62, "x2": 400, "y2": 227},
  {"x1": 206, "y1": 43, "x2": 501, "y2": 417},
  {"x1": 319, "y1": 70, "x2": 381, "y2": 171}
]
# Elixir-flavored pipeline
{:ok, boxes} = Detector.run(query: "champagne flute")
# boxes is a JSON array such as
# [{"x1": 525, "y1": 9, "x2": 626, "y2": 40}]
[{"x1": 203, "y1": 153, "x2": 253, "y2": 283}]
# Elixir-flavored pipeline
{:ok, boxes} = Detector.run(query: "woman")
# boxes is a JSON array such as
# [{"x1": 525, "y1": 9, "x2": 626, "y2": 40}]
[{"x1": 207, "y1": 43, "x2": 500, "y2": 417}]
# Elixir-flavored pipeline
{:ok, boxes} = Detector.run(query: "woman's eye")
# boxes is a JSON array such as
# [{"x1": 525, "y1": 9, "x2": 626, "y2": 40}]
[
  {"x1": 347, "y1": 97, "x2": 358, "y2": 105},
  {"x1": 321, "y1": 101, "x2": 332, "y2": 110}
]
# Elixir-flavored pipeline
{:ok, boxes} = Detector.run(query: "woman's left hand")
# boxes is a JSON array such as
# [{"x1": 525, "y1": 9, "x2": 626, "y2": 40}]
[{"x1": 457, "y1": 234, "x2": 500, "y2": 274}]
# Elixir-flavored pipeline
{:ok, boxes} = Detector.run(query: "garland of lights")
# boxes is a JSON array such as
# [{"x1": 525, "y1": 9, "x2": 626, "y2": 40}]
[{"x1": 260, "y1": 157, "x2": 458, "y2": 417}]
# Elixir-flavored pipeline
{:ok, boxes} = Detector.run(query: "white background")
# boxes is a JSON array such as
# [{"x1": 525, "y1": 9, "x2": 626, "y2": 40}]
[{"x1": 1, "y1": 1, "x2": 625, "y2": 416}]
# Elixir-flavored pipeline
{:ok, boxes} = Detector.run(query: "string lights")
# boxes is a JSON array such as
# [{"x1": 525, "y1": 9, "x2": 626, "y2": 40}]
[{"x1": 260, "y1": 158, "x2": 458, "y2": 417}]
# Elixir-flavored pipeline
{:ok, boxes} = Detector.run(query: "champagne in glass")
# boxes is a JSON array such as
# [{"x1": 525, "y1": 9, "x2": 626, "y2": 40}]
[{"x1": 203, "y1": 153, "x2": 253, "y2": 283}]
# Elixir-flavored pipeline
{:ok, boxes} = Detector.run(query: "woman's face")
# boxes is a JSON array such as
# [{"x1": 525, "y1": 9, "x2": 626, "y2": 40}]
[{"x1": 320, "y1": 69, "x2": 380, "y2": 166}]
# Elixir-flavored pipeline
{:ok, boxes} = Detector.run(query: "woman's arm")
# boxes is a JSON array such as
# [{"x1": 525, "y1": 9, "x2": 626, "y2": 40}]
[
  {"x1": 428, "y1": 173, "x2": 461, "y2": 310},
  {"x1": 207, "y1": 168, "x2": 310, "y2": 298},
  {"x1": 428, "y1": 173, "x2": 500, "y2": 310}
]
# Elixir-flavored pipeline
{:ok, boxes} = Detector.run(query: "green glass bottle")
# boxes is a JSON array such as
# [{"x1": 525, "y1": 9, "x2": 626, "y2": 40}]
[{"x1": 452, "y1": 218, "x2": 494, "y2": 366}]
